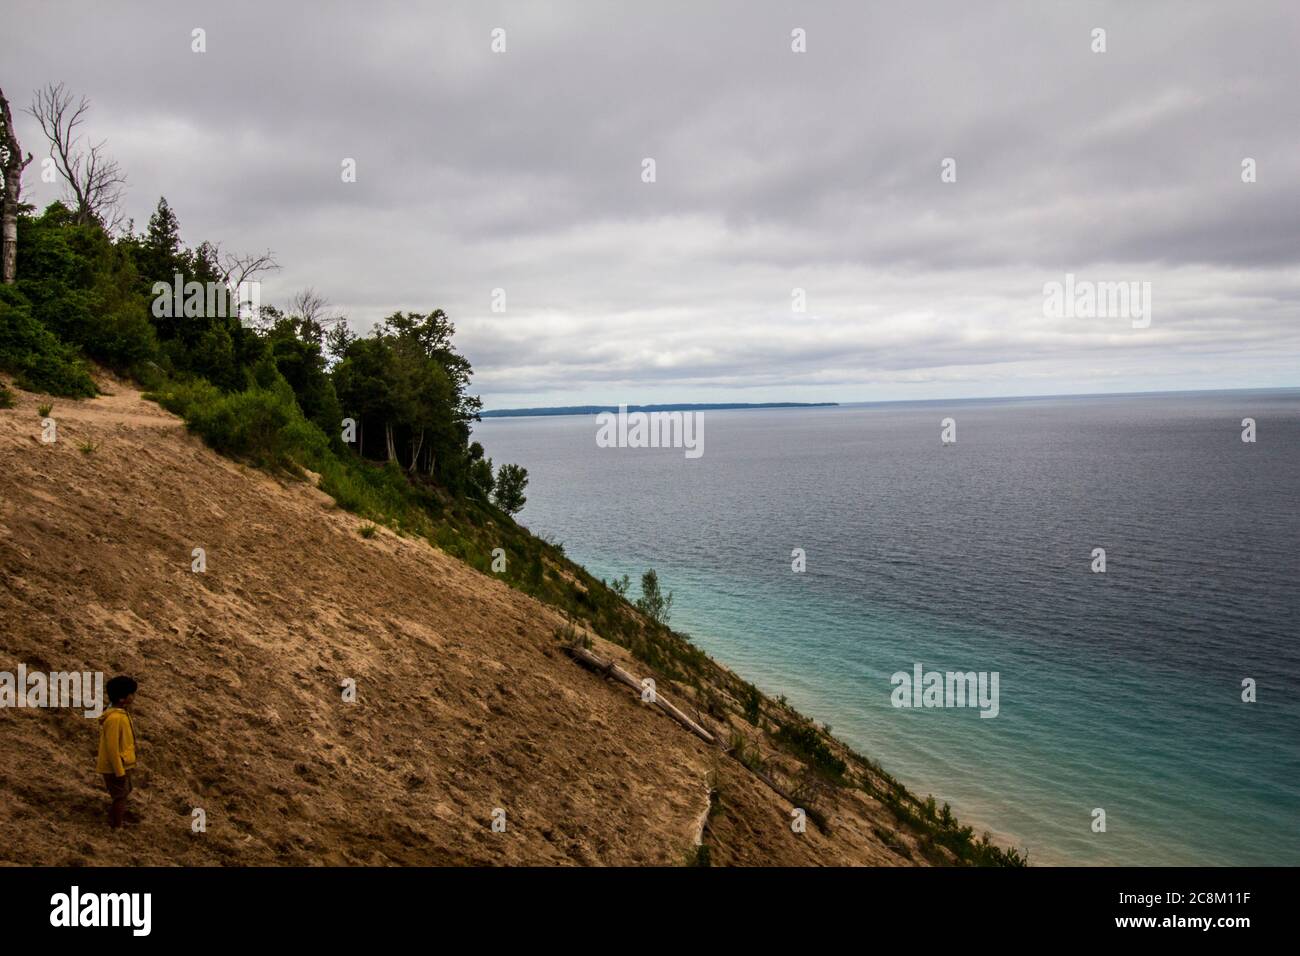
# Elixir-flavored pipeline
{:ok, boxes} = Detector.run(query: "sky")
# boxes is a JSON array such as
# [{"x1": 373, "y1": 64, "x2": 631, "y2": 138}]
[{"x1": 4, "y1": 0, "x2": 1299, "y2": 408}]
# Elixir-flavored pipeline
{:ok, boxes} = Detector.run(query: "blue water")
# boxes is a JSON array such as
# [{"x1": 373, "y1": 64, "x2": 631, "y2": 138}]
[{"x1": 474, "y1": 391, "x2": 1300, "y2": 865}]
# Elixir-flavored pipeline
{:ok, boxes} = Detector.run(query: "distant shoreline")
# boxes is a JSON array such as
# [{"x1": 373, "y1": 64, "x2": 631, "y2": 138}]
[
  {"x1": 481, "y1": 386, "x2": 1300, "y2": 420},
  {"x1": 481, "y1": 402, "x2": 839, "y2": 419}
]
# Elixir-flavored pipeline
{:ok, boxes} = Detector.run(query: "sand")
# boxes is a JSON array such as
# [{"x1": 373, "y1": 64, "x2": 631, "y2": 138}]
[{"x1": 0, "y1": 375, "x2": 922, "y2": 866}]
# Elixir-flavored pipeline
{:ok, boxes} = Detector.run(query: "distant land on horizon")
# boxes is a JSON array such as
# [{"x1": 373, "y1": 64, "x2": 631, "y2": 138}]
[
  {"x1": 480, "y1": 402, "x2": 840, "y2": 418},
  {"x1": 479, "y1": 385, "x2": 1300, "y2": 419}
]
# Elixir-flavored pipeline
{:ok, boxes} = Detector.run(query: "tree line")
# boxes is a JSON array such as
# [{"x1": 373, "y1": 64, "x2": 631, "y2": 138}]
[{"x1": 0, "y1": 82, "x2": 527, "y2": 514}]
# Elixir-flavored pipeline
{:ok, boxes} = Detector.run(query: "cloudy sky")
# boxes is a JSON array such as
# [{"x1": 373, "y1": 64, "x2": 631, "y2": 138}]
[{"x1": 5, "y1": 1, "x2": 1298, "y2": 407}]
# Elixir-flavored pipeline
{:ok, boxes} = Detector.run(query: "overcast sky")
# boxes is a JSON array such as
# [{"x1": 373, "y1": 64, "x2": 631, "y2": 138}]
[{"x1": 5, "y1": 1, "x2": 1298, "y2": 407}]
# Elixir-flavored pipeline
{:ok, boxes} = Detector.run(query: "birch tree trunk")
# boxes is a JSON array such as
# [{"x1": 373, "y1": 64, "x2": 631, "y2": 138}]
[
  {"x1": 0, "y1": 87, "x2": 34, "y2": 285},
  {"x1": 408, "y1": 429, "x2": 424, "y2": 473}
]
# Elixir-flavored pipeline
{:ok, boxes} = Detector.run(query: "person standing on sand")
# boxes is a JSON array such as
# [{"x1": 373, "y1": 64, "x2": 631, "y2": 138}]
[{"x1": 96, "y1": 676, "x2": 138, "y2": 829}]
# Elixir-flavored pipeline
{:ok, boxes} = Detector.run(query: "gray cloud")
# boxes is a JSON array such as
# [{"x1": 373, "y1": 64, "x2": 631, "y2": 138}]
[{"x1": 4, "y1": 0, "x2": 1298, "y2": 406}]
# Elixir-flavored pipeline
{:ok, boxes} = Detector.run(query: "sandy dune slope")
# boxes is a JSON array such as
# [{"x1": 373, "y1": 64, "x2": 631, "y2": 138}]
[{"x1": 0, "y1": 378, "x2": 917, "y2": 866}]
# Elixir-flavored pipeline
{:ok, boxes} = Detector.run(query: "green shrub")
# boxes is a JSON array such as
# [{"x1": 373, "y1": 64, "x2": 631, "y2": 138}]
[
  {"x1": 15, "y1": 205, "x2": 157, "y2": 375},
  {"x1": 146, "y1": 377, "x2": 222, "y2": 418},
  {"x1": 316, "y1": 455, "x2": 431, "y2": 531},
  {"x1": 30, "y1": 287, "x2": 157, "y2": 374},
  {"x1": 876, "y1": 787, "x2": 1027, "y2": 866},
  {"x1": 772, "y1": 720, "x2": 847, "y2": 782},
  {"x1": 728, "y1": 731, "x2": 768, "y2": 775},
  {"x1": 742, "y1": 683, "x2": 762, "y2": 725},
  {"x1": 635, "y1": 569, "x2": 673, "y2": 625},
  {"x1": 149, "y1": 377, "x2": 328, "y2": 473},
  {"x1": 0, "y1": 292, "x2": 97, "y2": 398}
]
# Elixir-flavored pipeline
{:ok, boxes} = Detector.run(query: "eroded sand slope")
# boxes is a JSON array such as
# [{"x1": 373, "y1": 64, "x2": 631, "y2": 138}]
[{"x1": 0, "y1": 379, "x2": 915, "y2": 866}]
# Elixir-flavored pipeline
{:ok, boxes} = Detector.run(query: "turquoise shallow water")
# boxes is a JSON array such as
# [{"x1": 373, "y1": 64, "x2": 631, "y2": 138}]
[{"x1": 475, "y1": 391, "x2": 1300, "y2": 865}]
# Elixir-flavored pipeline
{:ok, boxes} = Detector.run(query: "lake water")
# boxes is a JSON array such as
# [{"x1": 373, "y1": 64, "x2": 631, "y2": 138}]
[{"x1": 474, "y1": 391, "x2": 1300, "y2": 865}]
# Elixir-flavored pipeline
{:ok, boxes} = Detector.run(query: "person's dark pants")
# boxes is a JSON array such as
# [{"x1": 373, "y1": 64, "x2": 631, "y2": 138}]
[{"x1": 103, "y1": 771, "x2": 132, "y2": 828}]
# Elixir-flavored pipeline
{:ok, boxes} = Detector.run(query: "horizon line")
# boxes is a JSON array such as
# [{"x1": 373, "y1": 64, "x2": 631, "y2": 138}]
[{"x1": 479, "y1": 384, "x2": 1300, "y2": 418}]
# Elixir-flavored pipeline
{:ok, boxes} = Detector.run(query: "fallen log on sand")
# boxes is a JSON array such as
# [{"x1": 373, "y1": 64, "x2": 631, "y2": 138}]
[
  {"x1": 564, "y1": 644, "x2": 829, "y2": 835},
  {"x1": 564, "y1": 645, "x2": 715, "y2": 745}
]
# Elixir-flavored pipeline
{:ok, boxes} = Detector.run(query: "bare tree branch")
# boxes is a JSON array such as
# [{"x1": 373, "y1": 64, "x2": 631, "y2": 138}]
[
  {"x1": 285, "y1": 287, "x2": 346, "y2": 340},
  {"x1": 215, "y1": 246, "x2": 280, "y2": 289},
  {"x1": 201, "y1": 243, "x2": 280, "y2": 328},
  {"x1": 289, "y1": 288, "x2": 329, "y2": 326},
  {"x1": 26, "y1": 82, "x2": 126, "y2": 230}
]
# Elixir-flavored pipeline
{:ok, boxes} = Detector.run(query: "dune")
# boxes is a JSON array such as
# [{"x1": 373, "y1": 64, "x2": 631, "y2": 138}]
[{"x1": 0, "y1": 375, "x2": 943, "y2": 865}]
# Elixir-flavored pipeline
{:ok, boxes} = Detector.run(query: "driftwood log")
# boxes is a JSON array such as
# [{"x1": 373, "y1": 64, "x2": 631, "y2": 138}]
[
  {"x1": 563, "y1": 643, "x2": 826, "y2": 831},
  {"x1": 564, "y1": 645, "x2": 715, "y2": 744}
]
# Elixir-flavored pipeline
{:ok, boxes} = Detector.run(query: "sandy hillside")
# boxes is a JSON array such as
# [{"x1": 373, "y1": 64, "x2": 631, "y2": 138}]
[{"x1": 0, "y1": 376, "x2": 922, "y2": 866}]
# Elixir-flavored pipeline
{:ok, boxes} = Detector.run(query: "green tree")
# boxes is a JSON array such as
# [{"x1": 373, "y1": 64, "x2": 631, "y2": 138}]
[
  {"x1": 331, "y1": 310, "x2": 484, "y2": 486},
  {"x1": 135, "y1": 197, "x2": 183, "y2": 285},
  {"x1": 263, "y1": 307, "x2": 343, "y2": 438},
  {"x1": 16, "y1": 202, "x2": 156, "y2": 375},
  {"x1": 331, "y1": 334, "x2": 400, "y2": 461},
  {"x1": 493, "y1": 463, "x2": 528, "y2": 514},
  {"x1": 635, "y1": 569, "x2": 673, "y2": 625},
  {"x1": 325, "y1": 320, "x2": 355, "y2": 360},
  {"x1": 0, "y1": 284, "x2": 96, "y2": 396},
  {"x1": 466, "y1": 441, "x2": 494, "y2": 499}
]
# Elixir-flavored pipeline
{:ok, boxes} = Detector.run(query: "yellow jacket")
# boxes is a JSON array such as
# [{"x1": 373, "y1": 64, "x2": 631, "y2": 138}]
[{"x1": 96, "y1": 707, "x2": 136, "y2": 776}]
